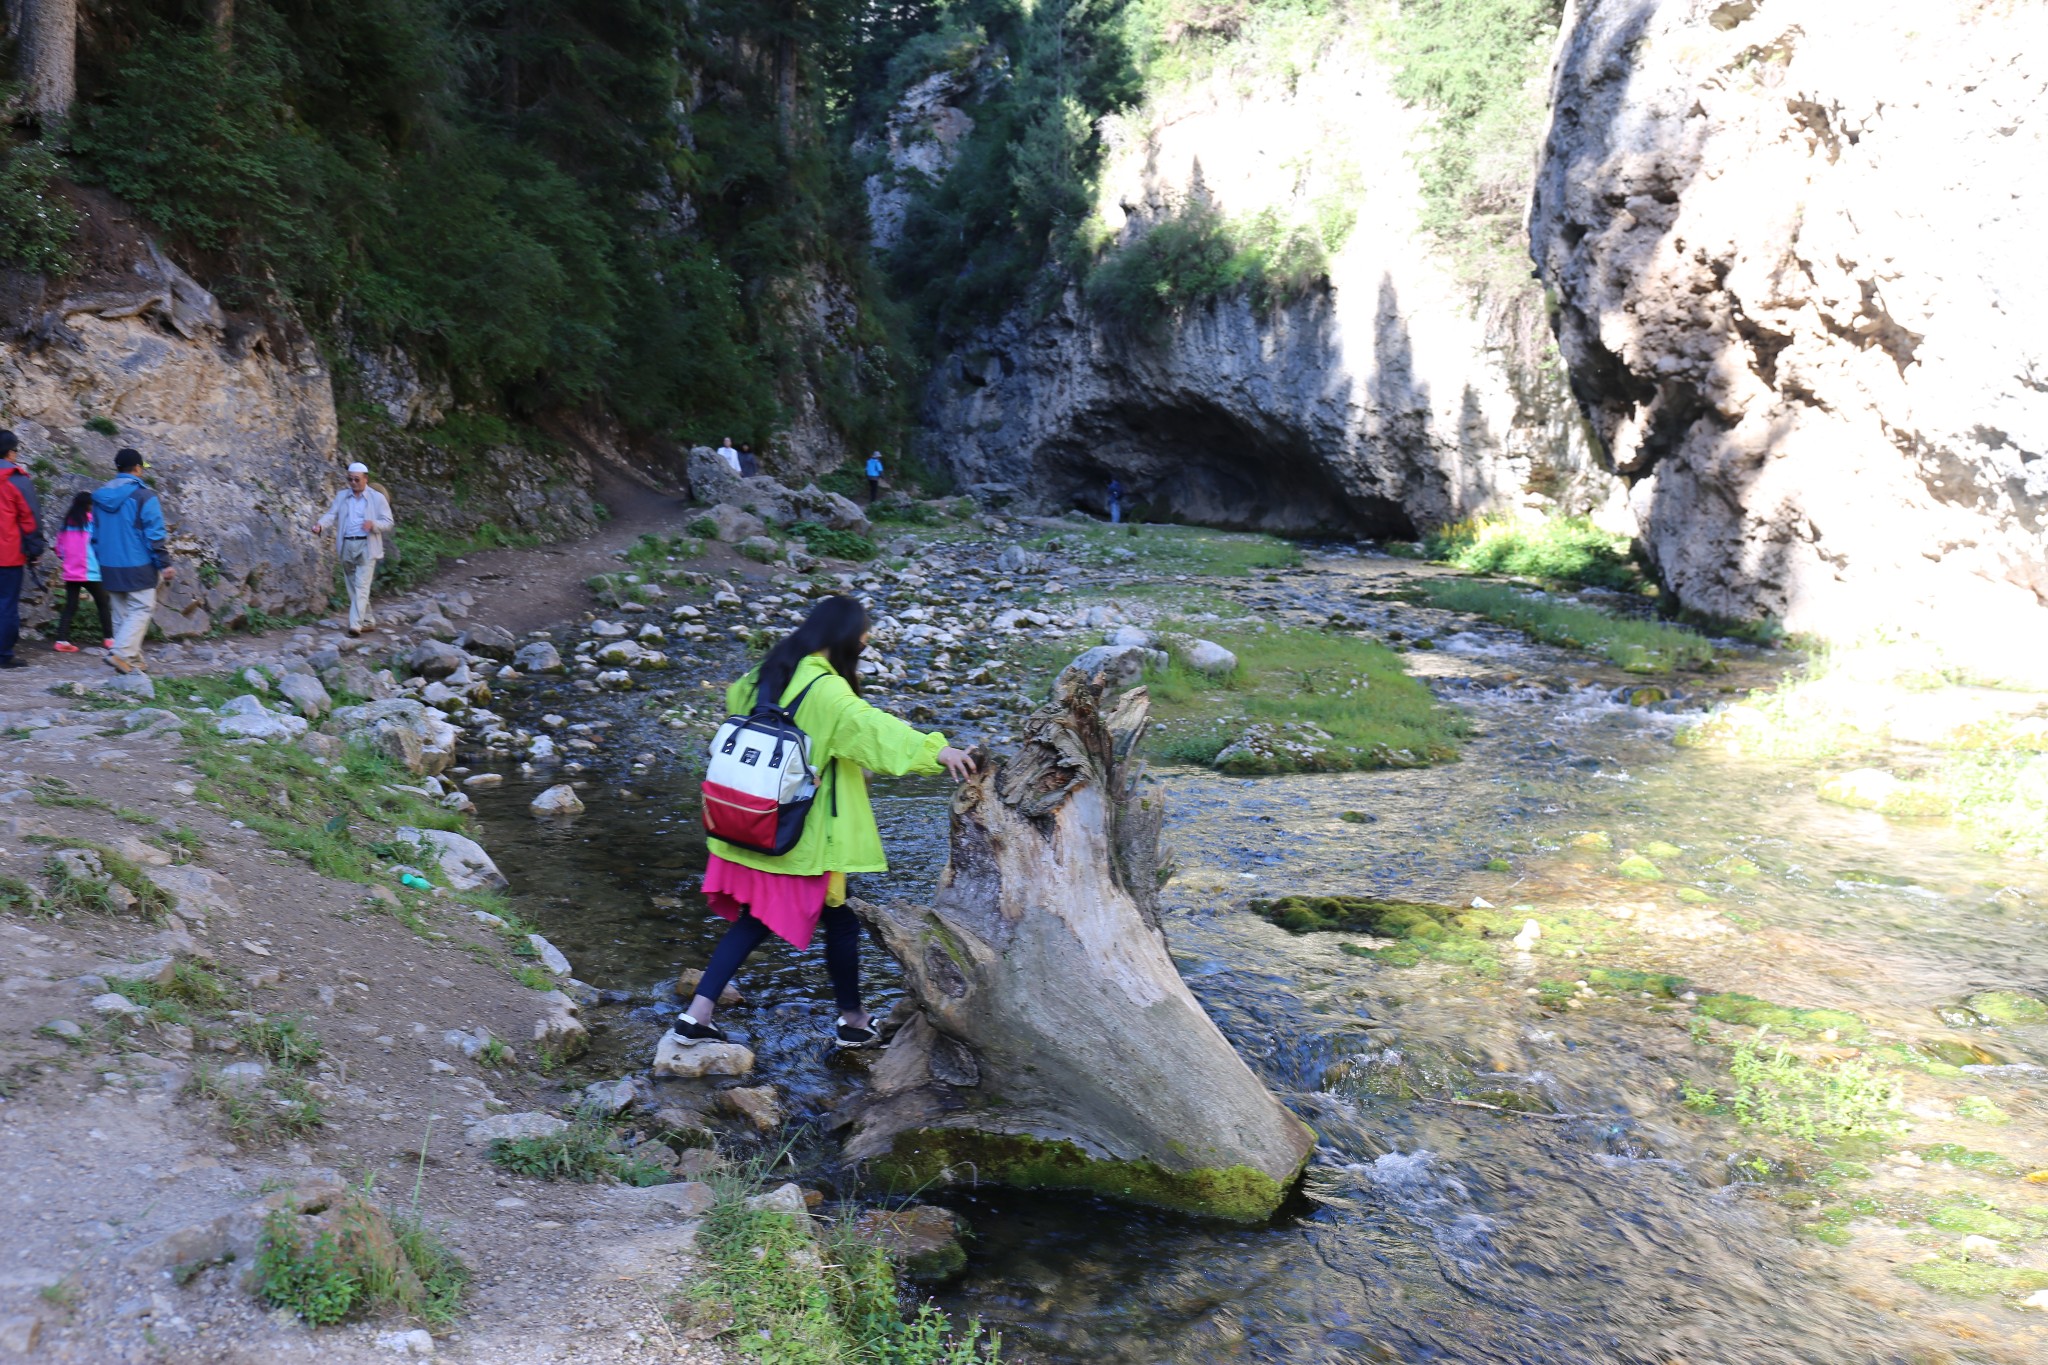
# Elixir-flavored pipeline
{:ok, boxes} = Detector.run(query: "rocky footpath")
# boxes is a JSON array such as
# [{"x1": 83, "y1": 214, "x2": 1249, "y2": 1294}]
[{"x1": 1530, "y1": 0, "x2": 2048, "y2": 651}]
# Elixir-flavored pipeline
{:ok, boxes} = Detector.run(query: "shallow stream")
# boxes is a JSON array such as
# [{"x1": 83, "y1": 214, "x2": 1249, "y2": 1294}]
[{"x1": 469, "y1": 548, "x2": 2048, "y2": 1364}]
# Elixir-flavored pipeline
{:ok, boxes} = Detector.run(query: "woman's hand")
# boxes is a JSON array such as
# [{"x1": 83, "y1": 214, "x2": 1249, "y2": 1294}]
[{"x1": 938, "y1": 746, "x2": 976, "y2": 782}]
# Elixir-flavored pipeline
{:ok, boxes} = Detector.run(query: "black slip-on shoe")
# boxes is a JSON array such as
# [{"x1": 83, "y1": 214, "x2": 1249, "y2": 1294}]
[
  {"x1": 665, "y1": 1015, "x2": 729, "y2": 1045},
  {"x1": 834, "y1": 1016, "x2": 881, "y2": 1049}
]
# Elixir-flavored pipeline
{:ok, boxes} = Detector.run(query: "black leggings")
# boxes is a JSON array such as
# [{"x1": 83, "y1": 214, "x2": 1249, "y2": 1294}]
[
  {"x1": 56, "y1": 581, "x2": 110, "y2": 642},
  {"x1": 695, "y1": 904, "x2": 863, "y2": 1015}
]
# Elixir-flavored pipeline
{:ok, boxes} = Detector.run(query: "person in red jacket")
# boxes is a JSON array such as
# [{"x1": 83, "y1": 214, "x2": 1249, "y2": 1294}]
[{"x1": 0, "y1": 432, "x2": 45, "y2": 670}]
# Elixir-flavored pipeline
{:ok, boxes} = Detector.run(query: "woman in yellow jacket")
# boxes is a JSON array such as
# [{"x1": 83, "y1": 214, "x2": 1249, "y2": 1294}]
[{"x1": 669, "y1": 595, "x2": 973, "y2": 1051}]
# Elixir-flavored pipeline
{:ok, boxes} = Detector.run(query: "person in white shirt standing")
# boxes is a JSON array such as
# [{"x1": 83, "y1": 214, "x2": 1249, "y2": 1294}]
[
  {"x1": 313, "y1": 462, "x2": 395, "y2": 638},
  {"x1": 716, "y1": 438, "x2": 742, "y2": 476}
]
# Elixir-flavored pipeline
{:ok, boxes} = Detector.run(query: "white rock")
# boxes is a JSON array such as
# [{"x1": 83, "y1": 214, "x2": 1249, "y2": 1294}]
[
  {"x1": 1178, "y1": 638, "x2": 1238, "y2": 676},
  {"x1": 530, "y1": 783, "x2": 584, "y2": 817},
  {"x1": 375, "y1": 1327, "x2": 436, "y2": 1356},
  {"x1": 1512, "y1": 919, "x2": 1543, "y2": 952},
  {"x1": 465, "y1": 1111, "x2": 568, "y2": 1144},
  {"x1": 394, "y1": 827, "x2": 507, "y2": 891},
  {"x1": 652, "y1": 1033, "x2": 755, "y2": 1079},
  {"x1": 91, "y1": 992, "x2": 145, "y2": 1018},
  {"x1": 527, "y1": 934, "x2": 572, "y2": 976}
]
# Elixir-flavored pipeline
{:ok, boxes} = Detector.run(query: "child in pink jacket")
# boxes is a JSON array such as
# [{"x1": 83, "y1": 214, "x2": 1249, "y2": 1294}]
[{"x1": 53, "y1": 492, "x2": 111, "y2": 653}]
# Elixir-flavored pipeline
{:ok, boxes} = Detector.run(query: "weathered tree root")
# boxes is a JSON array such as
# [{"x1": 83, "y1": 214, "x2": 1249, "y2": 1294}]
[{"x1": 845, "y1": 668, "x2": 1314, "y2": 1221}]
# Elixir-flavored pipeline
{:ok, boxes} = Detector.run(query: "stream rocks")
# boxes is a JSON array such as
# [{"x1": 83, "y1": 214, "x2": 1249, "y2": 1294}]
[
  {"x1": 1531, "y1": 0, "x2": 2048, "y2": 650},
  {"x1": 530, "y1": 784, "x2": 584, "y2": 817},
  {"x1": 652, "y1": 1034, "x2": 755, "y2": 1079},
  {"x1": 393, "y1": 827, "x2": 507, "y2": 892}
]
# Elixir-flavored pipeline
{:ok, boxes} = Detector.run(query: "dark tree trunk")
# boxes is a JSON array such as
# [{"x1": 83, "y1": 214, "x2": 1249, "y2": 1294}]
[{"x1": 16, "y1": 0, "x2": 77, "y2": 125}]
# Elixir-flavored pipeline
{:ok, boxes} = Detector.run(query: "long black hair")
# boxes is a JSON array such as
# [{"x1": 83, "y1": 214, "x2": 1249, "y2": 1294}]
[
  {"x1": 754, "y1": 594, "x2": 868, "y2": 707},
  {"x1": 63, "y1": 492, "x2": 93, "y2": 530}
]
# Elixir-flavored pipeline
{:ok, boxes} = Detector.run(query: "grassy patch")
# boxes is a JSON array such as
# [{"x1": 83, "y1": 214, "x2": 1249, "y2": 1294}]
[
  {"x1": 1691, "y1": 1031, "x2": 1900, "y2": 1147},
  {"x1": 487, "y1": 1114, "x2": 671, "y2": 1186},
  {"x1": 42, "y1": 843, "x2": 176, "y2": 920},
  {"x1": 1415, "y1": 579, "x2": 1715, "y2": 672},
  {"x1": 257, "y1": 1193, "x2": 469, "y2": 1328},
  {"x1": 686, "y1": 1173, "x2": 999, "y2": 1362},
  {"x1": 190, "y1": 1067, "x2": 326, "y2": 1143},
  {"x1": 1423, "y1": 516, "x2": 1640, "y2": 591},
  {"x1": 1026, "y1": 522, "x2": 1299, "y2": 577},
  {"x1": 174, "y1": 687, "x2": 463, "y2": 887},
  {"x1": 1032, "y1": 627, "x2": 1466, "y2": 772}
]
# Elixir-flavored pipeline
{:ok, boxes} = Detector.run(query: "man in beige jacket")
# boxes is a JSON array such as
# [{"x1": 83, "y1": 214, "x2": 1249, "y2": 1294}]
[{"x1": 313, "y1": 462, "x2": 395, "y2": 636}]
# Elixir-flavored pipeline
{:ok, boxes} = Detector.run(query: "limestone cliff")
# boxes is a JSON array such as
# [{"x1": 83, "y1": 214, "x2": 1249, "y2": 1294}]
[
  {"x1": 1531, "y1": 0, "x2": 2048, "y2": 642},
  {"x1": 915, "y1": 29, "x2": 1607, "y2": 535}
]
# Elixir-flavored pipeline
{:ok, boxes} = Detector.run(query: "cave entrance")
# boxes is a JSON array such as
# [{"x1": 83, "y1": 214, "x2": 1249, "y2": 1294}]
[{"x1": 1043, "y1": 398, "x2": 1415, "y2": 539}]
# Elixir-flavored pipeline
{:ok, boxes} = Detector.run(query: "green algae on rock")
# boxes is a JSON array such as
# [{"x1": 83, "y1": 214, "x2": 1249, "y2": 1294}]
[
  {"x1": 869, "y1": 1130, "x2": 1299, "y2": 1223},
  {"x1": 1963, "y1": 990, "x2": 2048, "y2": 1025},
  {"x1": 1695, "y1": 993, "x2": 1866, "y2": 1039},
  {"x1": 1614, "y1": 854, "x2": 1664, "y2": 881},
  {"x1": 1252, "y1": 895, "x2": 1500, "y2": 939}
]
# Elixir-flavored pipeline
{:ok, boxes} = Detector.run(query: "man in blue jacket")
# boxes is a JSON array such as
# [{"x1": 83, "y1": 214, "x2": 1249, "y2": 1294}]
[{"x1": 90, "y1": 449, "x2": 175, "y2": 675}]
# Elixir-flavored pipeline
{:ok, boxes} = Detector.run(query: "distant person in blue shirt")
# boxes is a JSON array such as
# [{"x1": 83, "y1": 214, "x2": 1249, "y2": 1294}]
[
  {"x1": 1107, "y1": 477, "x2": 1123, "y2": 525},
  {"x1": 865, "y1": 452, "x2": 884, "y2": 504}
]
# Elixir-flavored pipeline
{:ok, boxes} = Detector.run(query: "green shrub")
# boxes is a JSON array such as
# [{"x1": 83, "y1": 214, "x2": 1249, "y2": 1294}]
[
  {"x1": 1083, "y1": 202, "x2": 1330, "y2": 331},
  {"x1": 790, "y1": 521, "x2": 877, "y2": 561},
  {"x1": 257, "y1": 1197, "x2": 469, "y2": 1328},
  {"x1": 487, "y1": 1115, "x2": 668, "y2": 1185},
  {"x1": 1423, "y1": 516, "x2": 1640, "y2": 590},
  {"x1": 0, "y1": 139, "x2": 80, "y2": 275},
  {"x1": 1388, "y1": 0, "x2": 1565, "y2": 293}
]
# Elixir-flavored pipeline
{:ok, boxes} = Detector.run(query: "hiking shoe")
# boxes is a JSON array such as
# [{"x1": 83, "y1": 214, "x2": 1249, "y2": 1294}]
[
  {"x1": 101, "y1": 639, "x2": 114, "y2": 651},
  {"x1": 665, "y1": 1015, "x2": 729, "y2": 1045},
  {"x1": 834, "y1": 1016, "x2": 881, "y2": 1049},
  {"x1": 52, "y1": 641, "x2": 78, "y2": 653},
  {"x1": 106, "y1": 654, "x2": 132, "y2": 675}
]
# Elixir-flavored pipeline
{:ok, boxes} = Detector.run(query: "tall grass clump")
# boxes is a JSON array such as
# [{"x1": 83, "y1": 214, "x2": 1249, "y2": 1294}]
[
  {"x1": 1424, "y1": 515, "x2": 1640, "y2": 591},
  {"x1": 683, "y1": 1172, "x2": 999, "y2": 1363},
  {"x1": 1417, "y1": 579, "x2": 1716, "y2": 673}
]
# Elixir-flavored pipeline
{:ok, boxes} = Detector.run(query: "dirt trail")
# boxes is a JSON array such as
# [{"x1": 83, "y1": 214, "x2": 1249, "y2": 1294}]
[{"x1": 0, "y1": 489, "x2": 754, "y2": 1362}]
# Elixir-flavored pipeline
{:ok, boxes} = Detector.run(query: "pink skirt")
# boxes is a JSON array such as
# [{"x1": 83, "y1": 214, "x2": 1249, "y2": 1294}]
[{"x1": 703, "y1": 855, "x2": 832, "y2": 949}]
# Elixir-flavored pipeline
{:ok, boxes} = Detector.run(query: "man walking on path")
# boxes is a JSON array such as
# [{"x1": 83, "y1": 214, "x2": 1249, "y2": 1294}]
[
  {"x1": 90, "y1": 448, "x2": 173, "y2": 675},
  {"x1": 716, "y1": 438, "x2": 742, "y2": 476},
  {"x1": 0, "y1": 432, "x2": 45, "y2": 670},
  {"x1": 314, "y1": 462, "x2": 395, "y2": 637},
  {"x1": 866, "y1": 451, "x2": 884, "y2": 503}
]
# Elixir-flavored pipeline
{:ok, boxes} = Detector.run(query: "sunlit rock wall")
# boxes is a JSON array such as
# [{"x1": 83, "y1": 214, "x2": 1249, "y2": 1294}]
[
  {"x1": 1531, "y1": 0, "x2": 2048, "y2": 644},
  {"x1": 918, "y1": 36, "x2": 1607, "y2": 535}
]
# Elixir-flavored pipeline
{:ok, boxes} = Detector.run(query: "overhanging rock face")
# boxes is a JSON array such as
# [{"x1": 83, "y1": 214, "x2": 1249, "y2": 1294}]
[
  {"x1": 845, "y1": 670, "x2": 1314, "y2": 1221},
  {"x1": 1530, "y1": 0, "x2": 2048, "y2": 651}
]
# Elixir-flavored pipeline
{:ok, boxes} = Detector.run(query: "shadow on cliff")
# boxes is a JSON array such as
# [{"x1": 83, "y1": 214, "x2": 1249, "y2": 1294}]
[
  {"x1": 1040, "y1": 274, "x2": 1456, "y2": 540},
  {"x1": 1532, "y1": 0, "x2": 1804, "y2": 613}
]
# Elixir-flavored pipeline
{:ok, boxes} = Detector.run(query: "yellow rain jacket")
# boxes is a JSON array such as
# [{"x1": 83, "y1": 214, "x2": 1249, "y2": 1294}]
[{"x1": 707, "y1": 653, "x2": 949, "y2": 877}]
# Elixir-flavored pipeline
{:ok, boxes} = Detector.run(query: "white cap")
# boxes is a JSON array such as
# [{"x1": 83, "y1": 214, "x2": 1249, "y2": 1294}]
[{"x1": 346, "y1": 462, "x2": 369, "y2": 475}]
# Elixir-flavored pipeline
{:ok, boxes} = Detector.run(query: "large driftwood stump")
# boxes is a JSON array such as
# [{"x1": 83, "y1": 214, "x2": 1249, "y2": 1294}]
[{"x1": 846, "y1": 668, "x2": 1314, "y2": 1220}]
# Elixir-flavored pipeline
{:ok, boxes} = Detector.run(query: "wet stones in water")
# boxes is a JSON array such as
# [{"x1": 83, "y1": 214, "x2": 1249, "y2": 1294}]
[
  {"x1": 849, "y1": 1205, "x2": 969, "y2": 1281},
  {"x1": 1615, "y1": 854, "x2": 1664, "y2": 881},
  {"x1": 1253, "y1": 895, "x2": 1504, "y2": 952},
  {"x1": 1913, "y1": 1038, "x2": 2008, "y2": 1068},
  {"x1": 1582, "y1": 967, "x2": 1689, "y2": 998},
  {"x1": 1963, "y1": 989, "x2": 2048, "y2": 1026}
]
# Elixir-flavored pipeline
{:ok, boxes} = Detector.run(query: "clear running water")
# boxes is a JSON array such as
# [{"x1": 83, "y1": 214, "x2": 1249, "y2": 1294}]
[{"x1": 469, "y1": 550, "x2": 2048, "y2": 1365}]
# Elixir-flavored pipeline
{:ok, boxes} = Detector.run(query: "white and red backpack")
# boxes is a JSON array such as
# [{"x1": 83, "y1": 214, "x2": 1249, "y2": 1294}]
[{"x1": 701, "y1": 674, "x2": 830, "y2": 855}]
